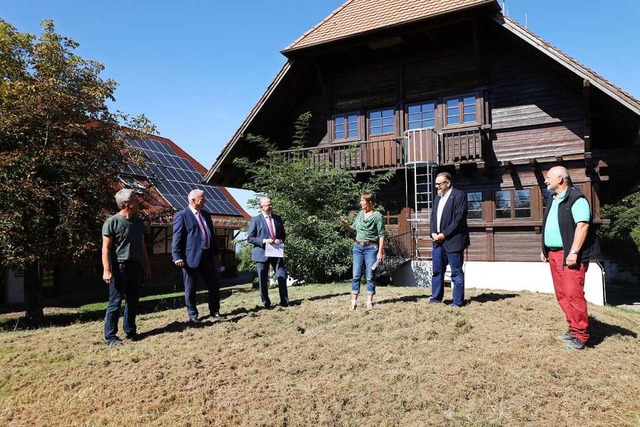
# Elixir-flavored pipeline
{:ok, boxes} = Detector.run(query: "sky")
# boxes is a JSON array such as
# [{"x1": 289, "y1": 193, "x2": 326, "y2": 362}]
[{"x1": 2, "y1": 0, "x2": 639, "y2": 215}]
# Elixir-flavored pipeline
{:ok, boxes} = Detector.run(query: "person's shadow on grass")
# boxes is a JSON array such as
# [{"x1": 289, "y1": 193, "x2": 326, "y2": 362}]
[{"x1": 586, "y1": 316, "x2": 637, "y2": 347}]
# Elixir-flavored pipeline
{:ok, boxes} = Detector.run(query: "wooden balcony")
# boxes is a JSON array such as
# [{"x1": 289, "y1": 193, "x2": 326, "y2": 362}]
[
  {"x1": 405, "y1": 126, "x2": 486, "y2": 165},
  {"x1": 278, "y1": 137, "x2": 405, "y2": 172},
  {"x1": 439, "y1": 127, "x2": 486, "y2": 164},
  {"x1": 276, "y1": 127, "x2": 487, "y2": 172}
]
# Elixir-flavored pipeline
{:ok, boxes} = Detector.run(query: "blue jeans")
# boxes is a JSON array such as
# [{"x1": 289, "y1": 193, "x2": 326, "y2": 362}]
[
  {"x1": 351, "y1": 243, "x2": 378, "y2": 295},
  {"x1": 104, "y1": 262, "x2": 141, "y2": 342},
  {"x1": 430, "y1": 245, "x2": 465, "y2": 306}
]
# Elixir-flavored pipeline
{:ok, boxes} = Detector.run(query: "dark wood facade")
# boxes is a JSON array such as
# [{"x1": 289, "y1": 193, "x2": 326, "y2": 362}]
[{"x1": 205, "y1": 4, "x2": 640, "y2": 263}]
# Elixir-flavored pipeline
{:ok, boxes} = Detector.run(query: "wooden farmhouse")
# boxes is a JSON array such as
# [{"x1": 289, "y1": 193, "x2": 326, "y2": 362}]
[{"x1": 204, "y1": 0, "x2": 640, "y2": 303}]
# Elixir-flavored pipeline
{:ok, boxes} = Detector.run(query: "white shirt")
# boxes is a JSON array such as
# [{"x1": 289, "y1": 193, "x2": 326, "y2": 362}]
[{"x1": 436, "y1": 187, "x2": 453, "y2": 233}]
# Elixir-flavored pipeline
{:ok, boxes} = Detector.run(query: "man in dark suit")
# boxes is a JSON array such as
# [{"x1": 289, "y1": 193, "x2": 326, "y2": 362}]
[
  {"x1": 429, "y1": 172, "x2": 470, "y2": 307},
  {"x1": 172, "y1": 189, "x2": 223, "y2": 323},
  {"x1": 247, "y1": 196, "x2": 289, "y2": 308}
]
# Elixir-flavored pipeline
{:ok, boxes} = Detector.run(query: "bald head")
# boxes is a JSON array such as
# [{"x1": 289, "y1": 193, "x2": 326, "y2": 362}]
[{"x1": 545, "y1": 166, "x2": 571, "y2": 195}]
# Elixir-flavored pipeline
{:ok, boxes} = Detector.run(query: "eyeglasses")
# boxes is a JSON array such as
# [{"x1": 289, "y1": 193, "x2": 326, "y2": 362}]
[{"x1": 435, "y1": 181, "x2": 448, "y2": 187}]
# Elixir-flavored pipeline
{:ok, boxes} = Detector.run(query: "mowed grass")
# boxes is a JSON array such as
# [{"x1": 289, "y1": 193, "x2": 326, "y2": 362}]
[{"x1": 1, "y1": 283, "x2": 639, "y2": 426}]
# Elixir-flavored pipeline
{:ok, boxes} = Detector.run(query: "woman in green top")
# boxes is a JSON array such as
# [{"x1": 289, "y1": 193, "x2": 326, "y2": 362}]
[{"x1": 339, "y1": 193, "x2": 385, "y2": 310}]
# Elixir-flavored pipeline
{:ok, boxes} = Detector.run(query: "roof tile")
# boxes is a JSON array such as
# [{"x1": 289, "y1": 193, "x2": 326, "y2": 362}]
[{"x1": 284, "y1": 0, "x2": 495, "y2": 52}]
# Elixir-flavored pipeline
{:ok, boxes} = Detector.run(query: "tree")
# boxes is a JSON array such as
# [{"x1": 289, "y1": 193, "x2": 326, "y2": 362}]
[
  {"x1": 234, "y1": 113, "x2": 391, "y2": 283},
  {"x1": 599, "y1": 192, "x2": 640, "y2": 253},
  {"x1": 0, "y1": 20, "x2": 154, "y2": 322}
]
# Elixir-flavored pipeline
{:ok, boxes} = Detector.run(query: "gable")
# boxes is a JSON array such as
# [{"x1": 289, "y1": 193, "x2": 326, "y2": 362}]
[{"x1": 284, "y1": 0, "x2": 497, "y2": 53}]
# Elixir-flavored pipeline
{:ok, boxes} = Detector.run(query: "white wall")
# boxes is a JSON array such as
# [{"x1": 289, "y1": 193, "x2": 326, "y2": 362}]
[
  {"x1": 5, "y1": 269, "x2": 25, "y2": 304},
  {"x1": 393, "y1": 260, "x2": 605, "y2": 306}
]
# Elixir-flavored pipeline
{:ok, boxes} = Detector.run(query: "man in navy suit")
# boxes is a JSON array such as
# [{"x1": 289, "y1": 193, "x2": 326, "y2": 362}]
[
  {"x1": 172, "y1": 189, "x2": 223, "y2": 323},
  {"x1": 429, "y1": 172, "x2": 470, "y2": 307},
  {"x1": 247, "y1": 197, "x2": 289, "y2": 308}
]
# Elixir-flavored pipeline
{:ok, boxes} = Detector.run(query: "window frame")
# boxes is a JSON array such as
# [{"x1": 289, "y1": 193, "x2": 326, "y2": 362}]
[
  {"x1": 406, "y1": 100, "x2": 437, "y2": 130},
  {"x1": 332, "y1": 112, "x2": 360, "y2": 142},
  {"x1": 443, "y1": 93, "x2": 481, "y2": 128},
  {"x1": 466, "y1": 191, "x2": 484, "y2": 221},
  {"x1": 494, "y1": 189, "x2": 532, "y2": 220},
  {"x1": 366, "y1": 106, "x2": 396, "y2": 139}
]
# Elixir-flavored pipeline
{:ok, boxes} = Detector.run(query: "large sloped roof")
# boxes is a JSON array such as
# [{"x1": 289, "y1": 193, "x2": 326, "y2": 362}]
[
  {"x1": 494, "y1": 15, "x2": 640, "y2": 117},
  {"x1": 283, "y1": 0, "x2": 497, "y2": 53}
]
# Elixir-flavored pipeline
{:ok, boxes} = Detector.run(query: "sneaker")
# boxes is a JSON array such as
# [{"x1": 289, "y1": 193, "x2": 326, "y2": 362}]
[
  {"x1": 556, "y1": 331, "x2": 573, "y2": 341},
  {"x1": 125, "y1": 332, "x2": 140, "y2": 341},
  {"x1": 107, "y1": 339, "x2": 124, "y2": 348},
  {"x1": 350, "y1": 300, "x2": 357, "y2": 310},
  {"x1": 564, "y1": 337, "x2": 586, "y2": 350},
  {"x1": 366, "y1": 301, "x2": 373, "y2": 311}
]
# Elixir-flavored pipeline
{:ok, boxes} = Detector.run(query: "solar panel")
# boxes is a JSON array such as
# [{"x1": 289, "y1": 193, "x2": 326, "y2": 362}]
[{"x1": 123, "y1": 136, "x2": 242, "y2": 216}]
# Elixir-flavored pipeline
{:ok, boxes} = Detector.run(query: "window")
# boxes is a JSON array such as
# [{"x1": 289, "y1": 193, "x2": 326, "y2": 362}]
[
  {"x1": 407, "y1": 101, "x2": 436, "y2": 129},
  {"x1": 467, "y1": 192, "x2": 483, "y2": 220},
  {"x1": 334, "y1": 113, "x2": 359, "y2": 140},
  {"x1": 495, "y1": 189, "x2": 531, "y2": 219},
  {"x1": 444, "y1": 94, "x2": 478, "y2": 126},
  {"x1": 367, "y1": 107, "x2": 395, "y2": 136}
]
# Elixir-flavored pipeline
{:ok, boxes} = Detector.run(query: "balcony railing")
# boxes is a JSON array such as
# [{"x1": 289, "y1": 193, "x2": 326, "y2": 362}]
[
  {"x1": 277, "y1": 138, "x2": 405, "y2": 172},
  {"x1": 276, "y1": 127, "x2": 486, "y2": 172},
  {"x1": 439, "y1": 127, "x2": 485, "y2": 164},
  {"x1": 405, "y1": 127, "x2": 486, "y2": 165}
]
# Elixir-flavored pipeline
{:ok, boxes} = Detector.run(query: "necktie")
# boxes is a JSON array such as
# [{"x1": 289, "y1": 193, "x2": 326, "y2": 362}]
[
  {"x1": 267, "y1": 215, "x2": 276, "y2": 240},
  {"x1": 196, "y1": 211, "x2": 209, "y2": 249}
]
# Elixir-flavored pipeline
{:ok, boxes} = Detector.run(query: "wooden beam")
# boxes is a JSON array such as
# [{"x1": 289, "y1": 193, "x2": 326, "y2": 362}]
[{"x1": 583, "y1": 79, "x2": 592, "y2": 153}]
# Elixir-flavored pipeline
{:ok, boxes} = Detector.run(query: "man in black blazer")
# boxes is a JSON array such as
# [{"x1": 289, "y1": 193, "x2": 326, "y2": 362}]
[
  {"x1": 246, "y1": 197, "x2": 289, "y2": 308},
  {"x1": 429, "y1": 172, "x2": 470, "y2": 307},
  {"x1": 172, "y1": 189, "x2": 223, "y2": 323}
]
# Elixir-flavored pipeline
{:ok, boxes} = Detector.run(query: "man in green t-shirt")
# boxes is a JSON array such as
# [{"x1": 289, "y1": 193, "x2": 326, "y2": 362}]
[
  {"x1": 102, "y1": 188, "x2": 151, "y2": 347},
  {"x1": 541, "y1": 166, "x2": 598, "y2": 350}
]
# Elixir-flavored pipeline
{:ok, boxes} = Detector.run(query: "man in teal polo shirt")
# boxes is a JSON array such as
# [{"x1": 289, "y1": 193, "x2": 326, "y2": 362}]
[{"x1": 541, "y1": 166, "x2": 598, "y2": 350}]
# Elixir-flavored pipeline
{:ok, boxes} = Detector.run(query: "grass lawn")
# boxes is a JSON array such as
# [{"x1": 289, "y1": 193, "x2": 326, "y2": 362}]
[{"x1": 1, "y1": 282, "x2": 639, "y2": 426}]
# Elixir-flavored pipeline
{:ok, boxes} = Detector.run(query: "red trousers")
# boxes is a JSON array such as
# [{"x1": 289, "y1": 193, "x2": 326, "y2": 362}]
[{"x1": 548, "y1": 250, "x2": 589, "y2": 342}]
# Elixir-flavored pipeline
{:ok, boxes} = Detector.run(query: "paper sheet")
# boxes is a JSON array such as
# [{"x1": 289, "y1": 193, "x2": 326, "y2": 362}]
[{"x1": 265, "y1": 243, "x2": 284, "y2": 258}]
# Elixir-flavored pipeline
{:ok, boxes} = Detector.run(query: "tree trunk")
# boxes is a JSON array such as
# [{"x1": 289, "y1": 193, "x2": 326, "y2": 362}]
[{"x1": 23, "y1": 261, "x2": 44, "y2": 324}]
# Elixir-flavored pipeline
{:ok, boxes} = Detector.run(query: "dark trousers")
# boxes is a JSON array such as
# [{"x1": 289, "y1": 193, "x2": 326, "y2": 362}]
[
  {"x1": 104, "y1": 262, "x2": 141, "y2": 342},
  {"x1": 430, "y1": 245, "x2": 465, "y2": 307},
  {"x1": 183, "y1": 252, "x2": 220, "y2": 319},
  {"x1": 256, "y1": 257, "x2": 288, "y2": 308}
]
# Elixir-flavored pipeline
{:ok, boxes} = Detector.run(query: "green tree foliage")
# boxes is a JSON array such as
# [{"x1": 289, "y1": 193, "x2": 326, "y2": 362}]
[
  {"x1": 0, "y1": 20, "x2": 154, "y2": 320},
  {"x1": 234, "y1": 113, "x2": 391, "y2": 283},
  {"x1": 599, "y1": 192, "x2": 640, "y2": 251}
]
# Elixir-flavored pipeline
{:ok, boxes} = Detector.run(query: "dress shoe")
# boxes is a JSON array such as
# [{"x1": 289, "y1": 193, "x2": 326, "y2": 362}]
[
  {"x1": 189, "y1": 317, "x2": 203, "y2": 325},
  {"x1": 211, "y1": 312, "x2": 226, "y2": 320},
  {"x1": 280, "y1": 301, "x2": 289, "y2": 308}
]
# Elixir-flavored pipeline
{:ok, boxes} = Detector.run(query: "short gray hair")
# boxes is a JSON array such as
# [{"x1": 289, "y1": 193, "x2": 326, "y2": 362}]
[
  {"x1": 115, "y1": 188, "x2": 136, "y2": 209},
  {"x1": 259, "y1": 197, "x2": 272, "y2": 207},
  {"x1": 188, "y1": 189, "x2": 204, "y2": 202}
]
